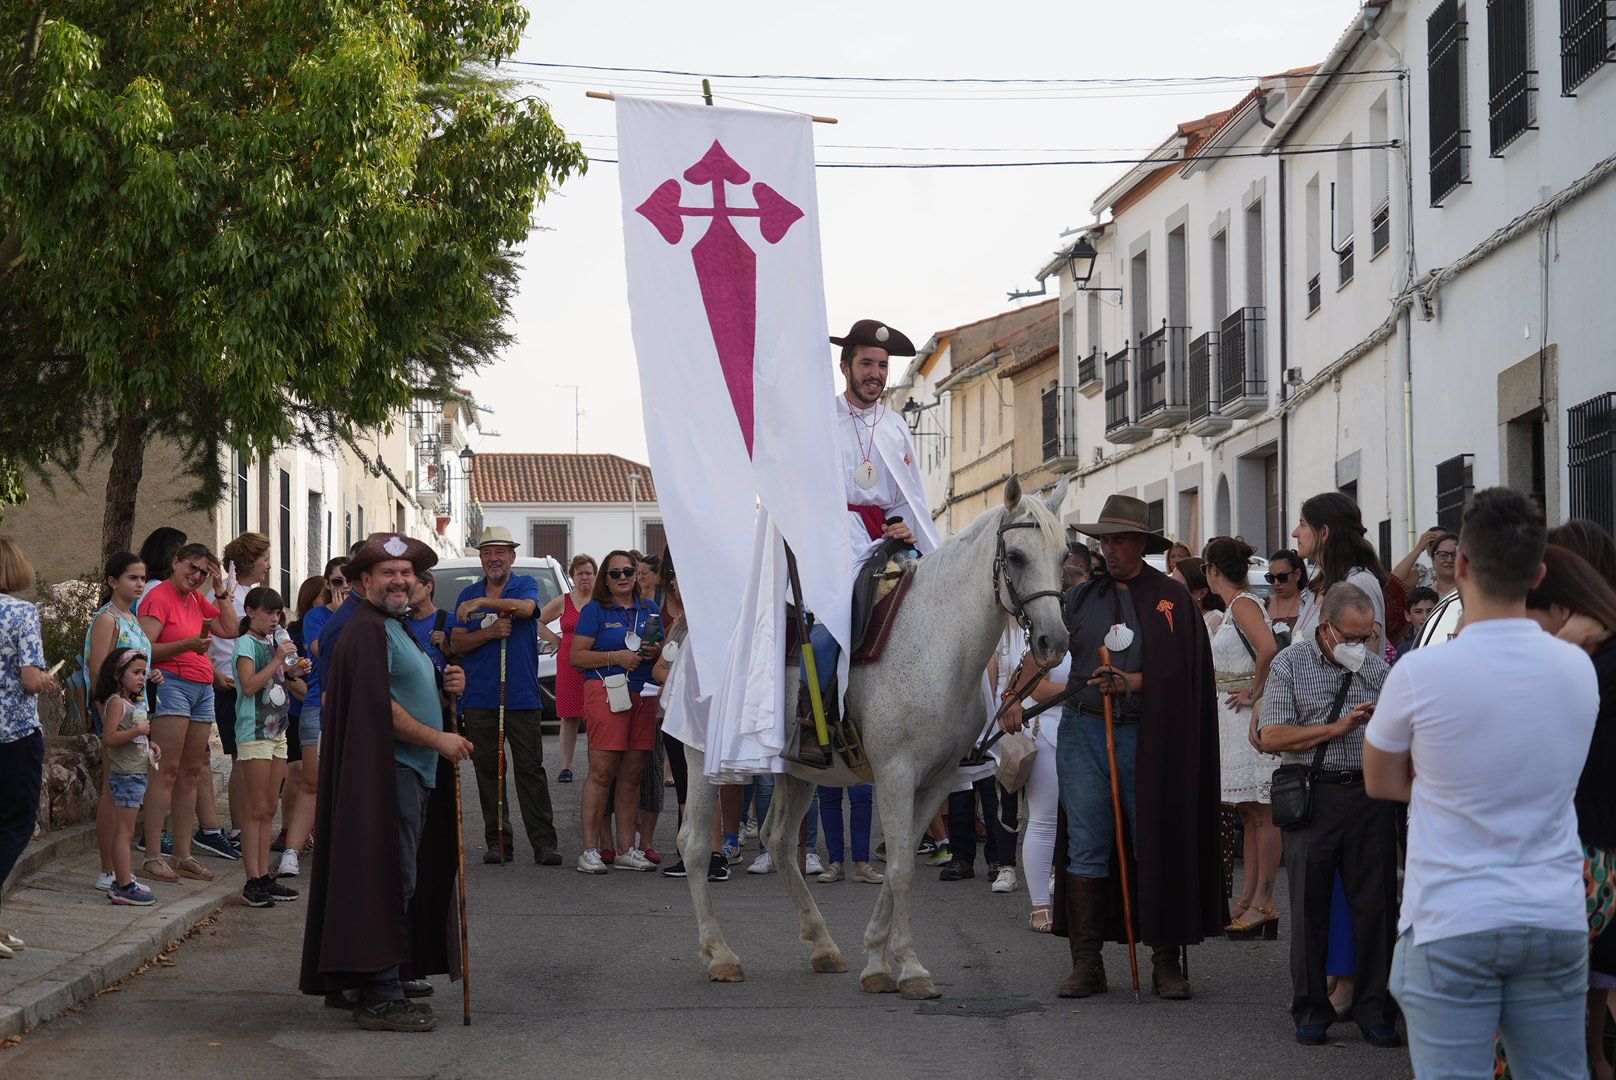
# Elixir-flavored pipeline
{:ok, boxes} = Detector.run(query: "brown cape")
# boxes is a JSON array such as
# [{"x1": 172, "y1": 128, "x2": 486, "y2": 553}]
[
  {"x1": 1051, "y1": 565, "x2": 1226, "y2": 947},
  {"x1": 299, "y1": 599, "x2": 462, "y2": 994}
]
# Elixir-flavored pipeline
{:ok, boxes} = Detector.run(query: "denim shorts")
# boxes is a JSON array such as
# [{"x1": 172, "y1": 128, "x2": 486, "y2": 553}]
[
  {"x1": 153, "y1": 676, "x2": 215, "y2": 724},
  {"x1": 298, "y1": 704, "x2": 321, "y2": 748},
  {"x1": 108, "y1": 771, "x2": 148, "y2": 809}
]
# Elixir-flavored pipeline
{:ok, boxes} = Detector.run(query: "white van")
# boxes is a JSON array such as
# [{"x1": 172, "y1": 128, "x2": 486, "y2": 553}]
[{"x1": 429, "y1": 555, "x2": 569, "y2": 727}]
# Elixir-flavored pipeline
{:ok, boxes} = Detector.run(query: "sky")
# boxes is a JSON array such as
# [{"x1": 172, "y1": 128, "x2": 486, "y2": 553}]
[{"x1": 462, "y1": 1, "x2": 1356, "y2": 463}]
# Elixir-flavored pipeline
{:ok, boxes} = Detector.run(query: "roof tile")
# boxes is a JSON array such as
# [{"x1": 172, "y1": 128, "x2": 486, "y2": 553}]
[{"x1": 471, "y1": 453, "x2": 657, "y2": 505}]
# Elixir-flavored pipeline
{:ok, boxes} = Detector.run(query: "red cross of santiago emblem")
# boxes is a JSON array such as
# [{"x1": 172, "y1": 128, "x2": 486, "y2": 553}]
[{"x1": 636, "y1": 141, "x2": 805, "y2": 457}]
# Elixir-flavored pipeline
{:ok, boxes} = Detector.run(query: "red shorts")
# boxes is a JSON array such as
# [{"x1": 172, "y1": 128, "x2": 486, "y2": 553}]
[{"x1": 582, "y1": 680, "x2": 659, "y2": 752}]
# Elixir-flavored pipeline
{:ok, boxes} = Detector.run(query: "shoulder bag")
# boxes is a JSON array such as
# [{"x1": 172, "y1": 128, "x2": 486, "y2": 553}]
[
  {"x1": 1269, "y1": 669, "x2": 1353, "y2": 831},
  {"x1": 995, "y1": 715, "x2": 1039, "y2": 793}
]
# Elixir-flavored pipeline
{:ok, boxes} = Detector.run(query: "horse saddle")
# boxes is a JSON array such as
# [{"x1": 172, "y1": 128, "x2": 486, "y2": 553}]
[{"x1": 850, "y1": 539, "x2": 918, "y2": 665}]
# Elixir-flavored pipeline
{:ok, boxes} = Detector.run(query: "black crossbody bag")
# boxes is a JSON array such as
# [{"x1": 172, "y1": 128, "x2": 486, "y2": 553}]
[{"x1": 1269, "y1": 669, "x2": 1354, "y2": 831}]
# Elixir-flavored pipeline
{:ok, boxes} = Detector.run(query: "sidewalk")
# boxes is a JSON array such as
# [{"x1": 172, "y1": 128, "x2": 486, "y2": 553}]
[{"x1": 0, "y1": 831, "x2": 243, "y2": 1039}]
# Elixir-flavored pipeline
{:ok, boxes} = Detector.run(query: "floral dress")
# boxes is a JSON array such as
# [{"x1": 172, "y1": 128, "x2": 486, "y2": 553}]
[{"x1": 0, "y1": 594, "x2": 45, "y2": 745}]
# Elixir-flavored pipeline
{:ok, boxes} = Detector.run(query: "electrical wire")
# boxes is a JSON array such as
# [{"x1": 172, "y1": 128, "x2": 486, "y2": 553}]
[{"x1": 580, "y1": 141, "x2": 1400, "y2": 170}]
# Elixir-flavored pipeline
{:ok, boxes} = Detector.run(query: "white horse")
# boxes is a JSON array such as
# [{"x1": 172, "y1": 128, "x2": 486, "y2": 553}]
[{"x1": 677, "y1": 477, "x2": 1071, "y2": 1000}]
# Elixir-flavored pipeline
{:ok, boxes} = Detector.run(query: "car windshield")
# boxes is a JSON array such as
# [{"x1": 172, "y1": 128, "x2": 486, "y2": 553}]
[{"x1": 431, "y1": 565, "x2": 565, "y2": 617}]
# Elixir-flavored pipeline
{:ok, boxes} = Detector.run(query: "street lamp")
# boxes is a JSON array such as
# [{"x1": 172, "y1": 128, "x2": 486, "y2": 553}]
[
  {"x1": 628, "y1": 473, "x2": 642, "y2": 550},
  {"x1": 1061, "y1": 236, "x2": 1123, "y2": 295},
  {"x1": 458, "y1": 445, "x2": 477, "y2": 548}
]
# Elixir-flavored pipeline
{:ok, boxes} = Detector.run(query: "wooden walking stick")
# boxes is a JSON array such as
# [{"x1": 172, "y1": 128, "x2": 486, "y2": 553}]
[
  {"x1": 496, "y1": 634, "x2": 508, "y2": 862},
  {"x1": 1098, "y1": 645, "x2": 1142, "y2": 1003},
  {"x1": 452, "y1": 702, "x2": 473, "y2": 1025}
]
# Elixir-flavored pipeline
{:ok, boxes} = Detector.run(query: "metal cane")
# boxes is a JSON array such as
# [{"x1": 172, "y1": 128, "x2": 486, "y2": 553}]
[
  {"x1": 452, "y1": 701, "x2": 473, "y2": 1025},
  {"x1": 1099, "y1": 646, "x2": 1141, "y2": 1003}
]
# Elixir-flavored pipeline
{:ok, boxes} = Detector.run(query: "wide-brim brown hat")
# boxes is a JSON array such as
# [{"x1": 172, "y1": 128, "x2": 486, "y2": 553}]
[
  {"x1": 830, "y1": 319, "x2": 916, "y2": 358},
  {"x1": 1066, "y1": 495, "x2": 1174, "y2": 555},
  {"x1": 347, "y1": 532, "x2": 439, "y2": 578}
]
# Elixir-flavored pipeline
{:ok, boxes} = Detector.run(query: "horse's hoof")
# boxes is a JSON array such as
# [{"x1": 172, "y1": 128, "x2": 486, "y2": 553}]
[
  {"x1": 708, "y1": 961, "x2": 746, "y2": 983},
  {"x1": 860, "y1": 972, "x2": 898, "y2": 994},
  {"x1": 811, "y1": 951, "x2": 849, "y2": 974},
  {"x1": 898, "y1": 977, "x2": 941, "y2": 1000}
]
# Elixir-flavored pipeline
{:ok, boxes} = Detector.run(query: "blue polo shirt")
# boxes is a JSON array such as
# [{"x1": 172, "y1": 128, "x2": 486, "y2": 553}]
[
  {"x1": 406, "y1": 611, "x2": 451, "y2": 673},
  {"x1": 386, "y1": 618, "x2": 444, "y2": 790},
  {"x1": 317, "y1": 592, "x2": 363, "y2": 687},
  {"x1": 453, "y1": 574, "x2": 542, "y2": 710},
  {"x1": 574, "y1": 597, "x2": 660, "y2": 693}
]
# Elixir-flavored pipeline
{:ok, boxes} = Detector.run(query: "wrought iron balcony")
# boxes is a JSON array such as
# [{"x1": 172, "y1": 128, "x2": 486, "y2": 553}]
[
  {"x1": 1218, "y1": 307, "x2": 1267, "y2": 419},
  {"x1": 1040, "y1": 385, "x2": 1081, "y2": 464},
  {"x1": 1077, "y1": 350, "x2": 1101, "y2": 395},
  {"x1": 1187, "y1": 330, "x2": 1231, "y2": 436},
  {"x1": 1104, "y1": 345, "x2": 1149, "y2": 444},
  {"x1": 1137, "y1": 324, "x2": 1191, "y2": 429}
]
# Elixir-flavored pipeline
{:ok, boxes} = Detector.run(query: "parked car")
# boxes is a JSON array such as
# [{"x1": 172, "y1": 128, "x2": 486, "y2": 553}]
[
  {"x1": 430, "y1": 555, "x2": 569, "y2": 729},
  {"x1": 1415, "y1": 589, "x2": 1464, "y2": 649},
  {"x1": 1142, "y1": 552, "x2": 1275, "y2": 602}
]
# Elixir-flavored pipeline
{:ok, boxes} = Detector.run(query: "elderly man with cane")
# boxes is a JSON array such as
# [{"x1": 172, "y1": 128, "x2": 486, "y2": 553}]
[
  {"x1": 299, "y1": 533, "x2": 472, "y2": 1032},
  {"x1": 451, "y1": 526, "x2": 561, "y2": 866},
  {"x1": 1040, "y1": 495, "x2": 1224, "y2": 1001}
]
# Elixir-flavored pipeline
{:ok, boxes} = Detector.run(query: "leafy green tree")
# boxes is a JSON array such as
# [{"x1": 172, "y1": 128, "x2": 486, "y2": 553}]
[{"x1": 0, "y1": 1, "x2": 584, "y2": 556}]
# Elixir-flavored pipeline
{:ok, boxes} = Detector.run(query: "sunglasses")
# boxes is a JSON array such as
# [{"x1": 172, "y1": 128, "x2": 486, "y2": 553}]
[
  {"x1": 605, "y1": 568, "x2": 637, "y2": 580},
  {"x1": 1264, "y1": 570, "x2": 1297, "y2": 583},
  {"x1": 327, "y1": 577, "x2": 347, "y2": 587},
  {"x1": 180, "y1": 561, "x2": 211, "y2": 578}
]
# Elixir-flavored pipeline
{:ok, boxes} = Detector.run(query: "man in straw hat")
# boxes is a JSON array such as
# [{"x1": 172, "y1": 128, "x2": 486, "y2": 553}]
[
  {"x1": 299, "y1": 533, "x2": 470, "y2": 1032},
  {"x1": 449, "y1": 525, "x2": 560, "y2": 866},
  {"x1": 1038, "y1": 494, "x2": 1223, "y2": 1000}
]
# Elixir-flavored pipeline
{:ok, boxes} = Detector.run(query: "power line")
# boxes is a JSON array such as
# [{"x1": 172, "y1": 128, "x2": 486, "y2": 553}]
[
  {"x1": 581, "y1": 141, "x2": 1400, "y2": 170},
  {"x1": 508, "y1": 58, "x2": 1405, "y2": 86}
]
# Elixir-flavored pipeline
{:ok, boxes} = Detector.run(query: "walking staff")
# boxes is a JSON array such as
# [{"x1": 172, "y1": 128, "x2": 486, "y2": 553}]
[
  {"x1": 452, "y1": 692, "x2": 473, "y2": 1026},
  {"x1": 1099, "y1": 645, "x2": 1140, "y2": 1002},
  {"x1": 496, "y1": 633, "x2": 507, "y2": 856}
]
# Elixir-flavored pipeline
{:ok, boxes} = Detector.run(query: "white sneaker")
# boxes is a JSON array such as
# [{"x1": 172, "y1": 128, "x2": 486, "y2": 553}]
[
  {"x1": 95, "y1": 871, "x2": 115, "y2": 892},
  {"x1": 614, "y1": 848, "x2": 657, "y2": 872},
  {"x1": 576, "y1": 849, "x2": 609, "y2": 874},
  {"x1": 991, "y1": 866, "x2": 1019, "y2": 894},
  {"x1": 804, "y1": 853, "x2": 825, "y2": 876},
  {"x1": 277, "y1": 849, "x2": 301, "y2": 878},
  {"x1": 741, "y1": 820, "x2": 760, "y2": 840},
  {"x1": 747, "y1": 851, "x2": 774, "y2": 875}
]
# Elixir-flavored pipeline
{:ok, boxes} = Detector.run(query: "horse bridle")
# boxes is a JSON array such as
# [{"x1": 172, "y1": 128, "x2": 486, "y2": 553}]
[{"x1": 993, "y1": 518, "x2": 1063, "y2": 636}]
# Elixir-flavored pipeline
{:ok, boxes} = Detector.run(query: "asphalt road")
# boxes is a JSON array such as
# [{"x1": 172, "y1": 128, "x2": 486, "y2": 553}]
[{"x1": 0, "y1": 737, "x2": 1413, "y2": 1080}]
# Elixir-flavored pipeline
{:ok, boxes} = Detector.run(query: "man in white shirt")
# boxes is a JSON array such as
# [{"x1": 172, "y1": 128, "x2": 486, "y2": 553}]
[{"x1": 1366, "y1": 487, "x2": 1598, "y2": 1079}]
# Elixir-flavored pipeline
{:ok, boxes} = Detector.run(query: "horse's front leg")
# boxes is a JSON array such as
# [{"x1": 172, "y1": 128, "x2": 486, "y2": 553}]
[
  {"x1": 761, "y1": 772, "x2": 846, "y2": 974},
  {"x1": 880, "y1": 777, "x2": 952, "y2": 1000},
  {"x1": 680, "y1": 746, "x2": 743, "y2": 982},
  {"x1": 862, "y1": 773, "x2": 921, "y2": 994}
]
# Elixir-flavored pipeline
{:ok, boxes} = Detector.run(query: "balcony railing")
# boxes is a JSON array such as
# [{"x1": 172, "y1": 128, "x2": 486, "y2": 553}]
[
  {"x1": 1187, "y1": 330, "x2": 1231, "y2": 435},
  {"x1": 1077, "y1": 349, "x2": 1101, "y2": 393},
  {"x1": 1040, "y1": 385, "x2": 1081, "y2": 463},
  {"x1": 1137, "y1": 324, "x2": 1191, "y2": 428},
  {"x1": 1218, "y1": 307, "x2": 1267, "y2": 419},
  {"x1": 1104, "y1": 345, "x2": 1149, "y2": 444}
]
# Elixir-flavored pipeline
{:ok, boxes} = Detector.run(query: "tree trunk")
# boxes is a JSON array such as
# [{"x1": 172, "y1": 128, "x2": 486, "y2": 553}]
[{"x1": 102, "y1": 406, "x2": 150, "y2": 563}]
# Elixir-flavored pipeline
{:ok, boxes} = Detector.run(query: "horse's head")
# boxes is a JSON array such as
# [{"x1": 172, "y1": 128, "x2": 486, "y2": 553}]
[{"x1": 994, "y1": 476, "x2": 1071, "y2": 669}]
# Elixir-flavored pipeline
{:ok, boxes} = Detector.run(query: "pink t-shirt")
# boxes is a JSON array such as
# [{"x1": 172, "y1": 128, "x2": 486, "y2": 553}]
[{"x1": 139, "y1": 579, "x2": 220, "y2": 684}]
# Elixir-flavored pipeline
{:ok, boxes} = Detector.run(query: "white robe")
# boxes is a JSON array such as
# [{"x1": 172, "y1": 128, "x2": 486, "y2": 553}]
[{"x1": 836, "y1": 395, "x2": 941, "y2": 561}]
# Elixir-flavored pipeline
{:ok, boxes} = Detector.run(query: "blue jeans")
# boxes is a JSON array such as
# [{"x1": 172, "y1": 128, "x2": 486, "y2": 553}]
[
  {"x1": 819, "y1": 784, "x2": 872, "y2": 864},
  {"x1": 1056, "y1": 707, "x2": 1137, "y2": 877},
  {"x1": 752, "y1": 773, "x2": 818, "y2": 853},
  {"x1": 1391, "y1": 926, "x2": 1589, "y2": 1079},
  {"x1": 801, "y1": 620, "x2": 837, "y2": 693}
]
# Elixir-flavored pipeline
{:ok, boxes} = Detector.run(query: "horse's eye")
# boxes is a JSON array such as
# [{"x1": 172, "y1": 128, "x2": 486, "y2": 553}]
[{"x1": 1006, "y1": 551, "x2": 1026, "y2": 567}]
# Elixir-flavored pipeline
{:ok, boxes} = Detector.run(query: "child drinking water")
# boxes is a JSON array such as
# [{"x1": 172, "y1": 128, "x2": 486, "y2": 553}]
[
  {"x1": 96, "y1": 647, "x2": 157, "y2": 906},
  {"x1": 232, "y1": 587, "x2": 307, "y2": 908}
]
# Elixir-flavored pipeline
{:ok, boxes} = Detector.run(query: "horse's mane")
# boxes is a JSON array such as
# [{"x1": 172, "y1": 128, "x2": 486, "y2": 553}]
[{"x1": 945, "y1": 489, "x2": 1065, "y2": 553}]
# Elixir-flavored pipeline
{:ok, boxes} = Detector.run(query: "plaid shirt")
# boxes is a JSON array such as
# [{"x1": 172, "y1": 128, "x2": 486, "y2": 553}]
[{"x1": 1258, "y1": 636, "x2": 1388, "y2": 770}]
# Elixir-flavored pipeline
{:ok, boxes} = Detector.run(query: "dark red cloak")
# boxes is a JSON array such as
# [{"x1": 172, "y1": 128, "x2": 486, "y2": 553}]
[
  {"x1": 299, "y1": 599, "x2": 462, "y2": 994},
  {"x1": 1051, "y1": 564, "x2": 1226, "y2": 947}
]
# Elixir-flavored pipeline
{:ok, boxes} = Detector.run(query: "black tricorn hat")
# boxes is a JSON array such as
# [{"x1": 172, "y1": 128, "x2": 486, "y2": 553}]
[{"x1": 829, "y1": 319, "x2": 916, "y2": 358}]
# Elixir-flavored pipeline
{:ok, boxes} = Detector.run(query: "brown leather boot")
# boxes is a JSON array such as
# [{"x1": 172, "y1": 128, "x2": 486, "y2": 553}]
[
  {"x1": 1056, "y1": 875, "x2": 1108, "y2": 998},
  {"x1": 1150, "y1": 946, "x2": 1192, "y2": 1000}
]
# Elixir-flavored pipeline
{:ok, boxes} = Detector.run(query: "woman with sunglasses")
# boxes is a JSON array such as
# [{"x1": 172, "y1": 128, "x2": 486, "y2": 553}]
[
  {"x1": 137, "y1": 543, "x2": 242, "y2": 883},
  {"x1": 1391, "y1": 529, "x2": 1460, "y2": 598},
  {"x1": 571, "y1": 550, "x2": 661, "y2": 873},
  {"x1": 1265, "y1": 550, "x2": 1305, "y2": 648}
]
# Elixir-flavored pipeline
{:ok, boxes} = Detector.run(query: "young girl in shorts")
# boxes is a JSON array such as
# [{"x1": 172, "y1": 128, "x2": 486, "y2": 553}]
[
  {"x1": 96, "y1": 647, "x2": 158, "y2": 907},
  {"x1": 232, "y1": 587, "x2": 307, "y2": 908}
]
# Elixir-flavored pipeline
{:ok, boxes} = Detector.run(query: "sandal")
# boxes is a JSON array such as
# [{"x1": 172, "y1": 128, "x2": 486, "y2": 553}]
[
  {"x1": 174, "y1": 856, "x2": 215, "y2": 882},
  {"x1": 142, "y1": 857, "x2": 180, "y2": 884},
  {"x1": 1225, "y1": 904, "x2": 1280, "y2": 940},
  {"x1": 1029, "y1": 905, "x2": 1053, "y2": 933}
]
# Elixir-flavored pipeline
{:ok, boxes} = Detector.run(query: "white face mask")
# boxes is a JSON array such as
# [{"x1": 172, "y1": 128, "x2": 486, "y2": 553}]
[{"x1": 1325, "y1": 626, "x2": 1369, "y2": 673}]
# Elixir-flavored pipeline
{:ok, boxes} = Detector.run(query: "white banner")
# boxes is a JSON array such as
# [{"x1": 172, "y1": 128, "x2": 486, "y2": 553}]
[{"x1": 616, "y1": 97, "x2": 851, "y2": 775}]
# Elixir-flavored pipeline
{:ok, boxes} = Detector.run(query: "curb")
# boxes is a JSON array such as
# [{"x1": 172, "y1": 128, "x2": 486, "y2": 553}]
[
  {"x1": 3, "y1": 825, "x2": 99, "y2": 901},
  {"x1": 0, "y1": 875, "x2": 239, "y2": 1039}
]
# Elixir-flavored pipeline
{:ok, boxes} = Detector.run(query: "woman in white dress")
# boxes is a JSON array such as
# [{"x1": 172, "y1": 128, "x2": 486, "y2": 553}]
[{"x1": 1204, "y1": 537, "x2": 1282, "y2": 940}]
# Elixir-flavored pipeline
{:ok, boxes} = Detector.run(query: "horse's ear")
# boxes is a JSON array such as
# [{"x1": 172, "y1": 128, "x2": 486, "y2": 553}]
[
  {"x1": 1003, "y1": 475, "x2": 1022, "y2": 513},
  {"x1": 1045, "y1": 477, "x2": 1069, "y2": 516}
]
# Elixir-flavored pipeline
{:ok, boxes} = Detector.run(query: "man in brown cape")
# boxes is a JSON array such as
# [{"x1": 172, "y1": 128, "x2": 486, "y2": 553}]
[
  {"x1": 299, "y1": 533, "x2": 471, "y2": 1032},
  {"x1": 1045, "y1": 495, "x2": 1223, "y2": 999}
]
